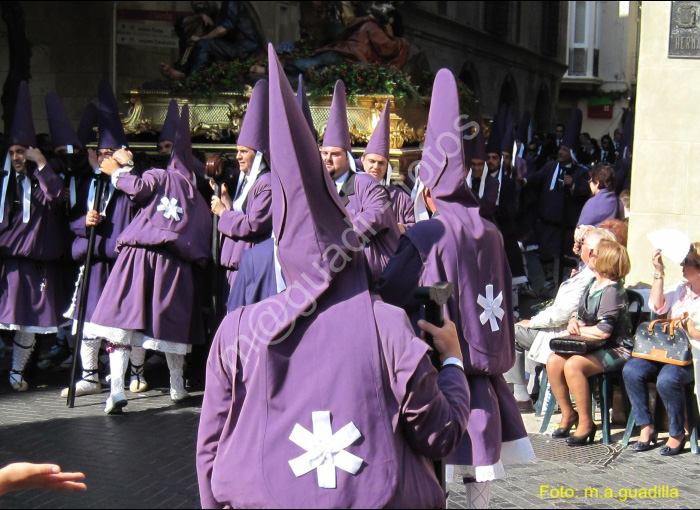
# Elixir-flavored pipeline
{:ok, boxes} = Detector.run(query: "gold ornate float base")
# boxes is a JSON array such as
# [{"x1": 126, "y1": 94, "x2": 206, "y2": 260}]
[
  {"x1": 122, "y1": 91, "x2": 428, "y2": 149},
  {"x1": 121, "y1": 90, "x2": 427, "y2": 182}
]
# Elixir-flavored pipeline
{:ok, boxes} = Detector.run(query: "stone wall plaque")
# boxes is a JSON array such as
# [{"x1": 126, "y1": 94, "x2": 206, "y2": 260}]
[{"x1": 669, "y1": 1, "x2": 700, "y2": 58}]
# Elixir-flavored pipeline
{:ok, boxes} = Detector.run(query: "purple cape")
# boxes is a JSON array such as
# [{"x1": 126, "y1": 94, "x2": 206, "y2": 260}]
[{"x1": 197, "y1": 43, "x2": 469, "y2": 509}]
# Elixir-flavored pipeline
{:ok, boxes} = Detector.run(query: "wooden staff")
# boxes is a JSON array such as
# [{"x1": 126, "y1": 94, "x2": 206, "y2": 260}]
[{"x1": 67, "y1": 173, "x2": 106, "y2": 408}]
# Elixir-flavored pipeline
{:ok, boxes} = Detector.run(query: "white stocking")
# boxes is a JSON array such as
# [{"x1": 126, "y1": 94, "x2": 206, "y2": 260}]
[
  {"x1": 165, "y1": 352, "x2": 188, "y2": 400},
  {"x1": 109, "y1": 346, "x2": 131, "y2": 396},
  {"x1": 80, "y1": 339, "x2": 101, "y2": 383},
  {"x1": 464, "y1": 481, "x2": 492, "y2": 509}
]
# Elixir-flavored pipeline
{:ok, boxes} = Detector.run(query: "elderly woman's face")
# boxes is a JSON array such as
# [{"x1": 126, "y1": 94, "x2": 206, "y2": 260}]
[{"x1": 681, "y1": 251, "x2": 700, "y2": 281}]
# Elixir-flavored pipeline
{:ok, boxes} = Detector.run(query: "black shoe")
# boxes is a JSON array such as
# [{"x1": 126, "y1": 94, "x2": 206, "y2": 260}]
[
  {"x1": 552, "y1": 413, "x2": 579, "y2": 438},
  {"x1": 660, "y1": 437, "x2": 686, "y2": 456},
  {"x1": 632, "y1": 430, "x2": 658, "y2": 452},
  {"x1": 566, "y1": 423, "x2": 597, "y2": 446}
]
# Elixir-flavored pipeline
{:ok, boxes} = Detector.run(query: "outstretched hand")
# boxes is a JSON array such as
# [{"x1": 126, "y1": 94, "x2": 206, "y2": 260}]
[{"x1": 0, "y1": 463, "x2": 86, "y2": 496}]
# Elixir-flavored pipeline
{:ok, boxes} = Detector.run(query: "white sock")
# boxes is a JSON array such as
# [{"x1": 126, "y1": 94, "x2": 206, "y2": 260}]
[
  {"x1": 165, "y1": 352, "x2": 186, "y2": 396},
  {"x1": 109, "y1": 346, "x2": 131, "y2": 396},
  {"x1": 465, "y1": 481, "x2": 492, "y2": 509},
  {"x1": 80, "y1": 339, "x2": 100, "y2": 383}
]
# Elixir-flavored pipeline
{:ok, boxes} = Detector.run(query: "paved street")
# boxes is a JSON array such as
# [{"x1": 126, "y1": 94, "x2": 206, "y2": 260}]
[{"x1": 1, "y1": 348, "x2": 700, "y2": 509}]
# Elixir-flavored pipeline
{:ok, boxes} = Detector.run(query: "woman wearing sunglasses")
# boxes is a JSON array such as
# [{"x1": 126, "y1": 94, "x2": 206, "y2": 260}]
[
  {"x1": 622, "y1": 243, "x2": 700, "y2": 455},
  {"x1": 547, "y1": 239, "x2": 633, "y2": 445}
]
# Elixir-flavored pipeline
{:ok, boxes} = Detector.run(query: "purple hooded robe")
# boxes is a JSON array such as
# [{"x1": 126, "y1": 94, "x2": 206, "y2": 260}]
[
  {"x1": 91, "y1": 105, "x2": 212, "y2": 346},
  {"x1": 197, "y1": 44, "x2": 471, "y2": 509},
  {"x1": 219, "y1": 80, "x2": 273, "y2": 294},
  {"x1": 0, "y1": 81, "x2": 67, "y2": 329},
  {"x1": 378, "y1": 70, "x2": 534, "y2": 477},
  {"x1": 324, "y1": 83, "x2": 400, "y2": 283}
]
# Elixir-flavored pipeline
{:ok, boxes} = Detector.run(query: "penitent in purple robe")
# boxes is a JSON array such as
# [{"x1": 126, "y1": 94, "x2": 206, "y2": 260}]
[
  {"x1": 338, "y1": 170, "x2": 400, "y2": 284},
  {"x1": 68, "y1": 181, "x2": 137, "y2": 323},
  {"x1": 197, "y1": 44, "x2": 470, "y2": 509},
  {"x1": 219, "y1": 79, "x2": 273, "y2": 295},
  {"x1": 577, "y1": 188, "x2": 623, "y2": 227},
  {"x1": 379, "y1": 70, "x2": 534, "y2": 480},
  {"x1": 0, "y1": 163, "x2": 67, "y2": 329},
  {"x1": 91, "y1": 106, "x2": 212, "y2": 347}
]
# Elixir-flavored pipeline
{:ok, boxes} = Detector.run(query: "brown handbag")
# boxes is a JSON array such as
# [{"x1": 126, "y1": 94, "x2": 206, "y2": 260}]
[{"x1": 631, "y1": 318, "x2": 693, "y2": 366}]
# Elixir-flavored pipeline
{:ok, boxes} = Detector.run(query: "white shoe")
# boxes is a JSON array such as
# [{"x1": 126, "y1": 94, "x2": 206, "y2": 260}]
[
  {"x1": 60, "y1": 380, "x2": 102, "y2": 398},
  {"x1": 129, "y1": 376, "x2": 148, "y2": 393},
  {"x1": 104, "y1": 392, "x2": 128, "y2": 414},
  {"x1": 170, "y1": 387, "x2": 189, "y2": 403},
  {"x1": 9, "y1": 372, "x2": 28, "y2": 392}
]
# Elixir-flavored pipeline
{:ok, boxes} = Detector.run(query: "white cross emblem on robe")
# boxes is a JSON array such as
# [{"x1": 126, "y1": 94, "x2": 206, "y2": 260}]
[
  {"x1": 156, "y1": 196, "x2": 183, "y2": 221},
  {"x1": 477, "y1": 284, "x2": 505, "y2": 332},
  {"x1": 288, "y1": 411, "x2": 363, "y2": 489}
]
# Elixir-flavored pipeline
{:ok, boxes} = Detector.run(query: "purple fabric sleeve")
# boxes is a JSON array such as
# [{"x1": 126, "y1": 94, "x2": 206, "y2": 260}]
[
  {"x1": 34, "y1": 162, "x2": 65, "y2": 206},
  {"x1": 401, "y1": 359, "x2": 470, "y2": 459},
  {"x1": 115, "y1": 171, "x2": 158, "y2": 205},
  {"x1": 353, "y1": 177, "x2": 394, "y2": 239},
  {"x1": 217, "y1": 179, "x2": 272, "y2": 239}
]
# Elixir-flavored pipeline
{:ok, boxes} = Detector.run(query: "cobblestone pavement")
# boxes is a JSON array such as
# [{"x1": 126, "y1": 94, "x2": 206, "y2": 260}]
[{"x1": 1, "y1": 339, "x2": 700, "y2": 508}]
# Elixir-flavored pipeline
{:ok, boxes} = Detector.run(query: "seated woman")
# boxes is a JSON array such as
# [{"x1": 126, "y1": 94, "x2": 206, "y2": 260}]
[
  {"x1": 547, "y1": 239, "x2": 633, "y2": 445},
  {"x1": 622, "y1": 243, "x2": 700, "y2": 455}
]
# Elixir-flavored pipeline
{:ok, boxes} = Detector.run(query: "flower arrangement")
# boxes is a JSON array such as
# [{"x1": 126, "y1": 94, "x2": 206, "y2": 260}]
[
  {"x1": 304, "y1": 63, "x2": 420, "y2": 106},
  {"x1": 167, "y1": 56, "x2": 476, "y2": 113},
  {"x1": 169, "y1": 59, "x2": 261, "y2": 98}
]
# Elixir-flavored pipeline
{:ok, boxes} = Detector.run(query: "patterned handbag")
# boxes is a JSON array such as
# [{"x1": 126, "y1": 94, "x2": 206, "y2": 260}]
[{"x1": 631, "y1": 318, "x2": 692, "y2": 366}]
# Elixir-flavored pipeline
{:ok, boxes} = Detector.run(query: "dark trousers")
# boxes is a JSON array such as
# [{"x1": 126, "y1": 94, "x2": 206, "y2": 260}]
[{"x1": 622, "y1": 357, "x2": 694, "y2": 437}]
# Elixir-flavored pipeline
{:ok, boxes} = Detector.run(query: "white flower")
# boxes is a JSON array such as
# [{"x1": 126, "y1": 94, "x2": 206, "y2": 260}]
[
  {"x1": 477, "y1": 284, "x2": 505, "y2": 332},
  {"x1": 156, "y1": 196, "x2": 183, "y2": 221},
  {"x1": 288, "y1": 411, "x2": 363, "y2": 489}
]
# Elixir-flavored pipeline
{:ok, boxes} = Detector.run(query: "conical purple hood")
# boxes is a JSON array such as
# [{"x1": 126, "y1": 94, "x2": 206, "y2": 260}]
[
  {"x1": 562, "y1": 108, "x2": 582, "y2": 152},
  {"x1": 159, "y1": 99, "x2": 180, "y2": 142},
  {"x1": 364, "y1": 99, "x2": 390, "y2": 159},
  {"x1": 267, "y1": 45, "x2": 352, "y2": 287},
  {"x1": 45, "y1": 92, "x2": 82, "y2": 150},
  {"x1": 322, "y1": 80, "x2": 351, "y2": 152},
  {"x1": 464, "y1": 115, "x2": 486, "y2": 161},
  {"x1": 485, "y1": 110, "x2": 502, "y2": 155},
  {"x1": 237, "y1": 80, "x2": 269, "y2": 158},
  {"x1": 501, "y1": 114, "x2": 515, "y2": 154},
  {"x1": 8, "y1": 81, "x2": 36, "y2": 147},
  {"x1": 77, "y1": 103, "x2": 98, "y2": 148},
  {"x1": 420, "y1": 69, "x2": 480, "y2": 210},
  {"x1": 296, "y1": 74, "x2": 317, "y2": 140},
  {"x1": 219, "y1": 44, "x2": 403, "y2": 510},
  {"x1": 516, "y1": 110, "x2": 530, "y2": 143},
  {"x1": 97, "y1": 80, "x2": 128, "y2": 150},
  {"x1": 167, "y1": 104, "x2": 194, "y2": 178},
  {"x1": 622, "y1": 110, "x2": 634, "y2": 153}
]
